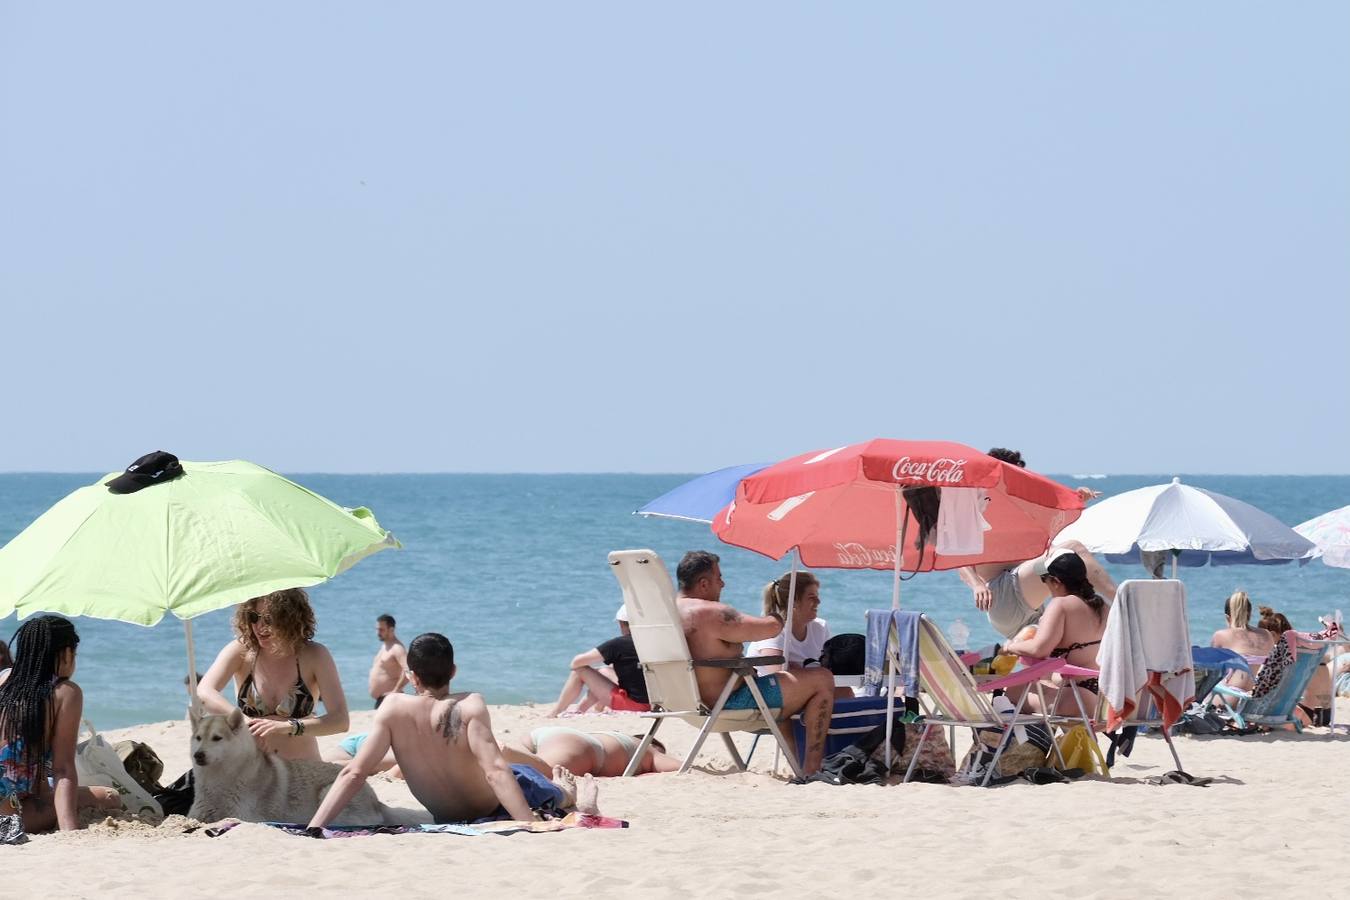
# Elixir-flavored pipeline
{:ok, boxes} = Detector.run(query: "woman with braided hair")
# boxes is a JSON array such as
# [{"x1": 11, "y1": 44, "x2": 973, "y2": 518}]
[{"x1": 0, "y1": 616, "x2": 90, "y2": 831}]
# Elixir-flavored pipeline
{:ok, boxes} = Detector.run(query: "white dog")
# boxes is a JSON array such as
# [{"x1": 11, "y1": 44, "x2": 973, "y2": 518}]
[{"x1": 188, "y1": 708, "x2": 398, "y2": 826}]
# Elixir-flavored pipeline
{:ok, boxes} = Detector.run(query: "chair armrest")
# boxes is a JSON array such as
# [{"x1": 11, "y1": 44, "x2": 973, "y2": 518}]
[{"x1": 693, "y1": 656, "x2": 781, "y2": 669}]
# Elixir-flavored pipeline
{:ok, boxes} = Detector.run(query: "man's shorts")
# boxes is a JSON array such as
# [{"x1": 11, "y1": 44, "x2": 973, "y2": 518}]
[
  {"x1": 723, "y1": 674, "x2": 783, "y2": 710},
  {"x1": 608, "y1": 687, "x2": 651, "y2": 712},
  {"x1": 987, "y1": 568, "x2": 1042, "y2": 639}
]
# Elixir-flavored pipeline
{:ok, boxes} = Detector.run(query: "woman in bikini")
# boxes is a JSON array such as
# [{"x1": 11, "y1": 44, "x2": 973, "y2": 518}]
[
  {"x1": 0, "y1": 616, "x2": 120, "y2": 832},
  {"x1": 1000, "y1": 551, "x2": 1108, "y2": 716},
  {"x1": 1209, "y1": 590, "x2": 1275, "y2": 694},
  {"x1": 517, "y1": 726, "x2": 682, "y2": 777},
  {"x1": 198, "y1": 588, "x2": 349, "y2": 761}
]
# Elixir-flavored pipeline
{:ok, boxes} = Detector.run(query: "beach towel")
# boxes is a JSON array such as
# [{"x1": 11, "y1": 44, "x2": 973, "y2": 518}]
[
  {"x1": 935, "y1": 488, "x2": 990, "y2": 556},
  {"x1": 237, "y1": 813, "x2": 629, "y2": 839},
  {"x1": 1098, "y1": 581, "x2": 1194, "y2": 731},
  {"x1": 862, "y1": 610, "x2": 919, "y2": 697}
]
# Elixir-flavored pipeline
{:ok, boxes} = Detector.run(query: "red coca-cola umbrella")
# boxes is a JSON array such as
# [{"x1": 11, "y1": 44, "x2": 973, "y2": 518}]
[{"x1": 712, "y1": 439, "x2": 1084, "y2": 607}]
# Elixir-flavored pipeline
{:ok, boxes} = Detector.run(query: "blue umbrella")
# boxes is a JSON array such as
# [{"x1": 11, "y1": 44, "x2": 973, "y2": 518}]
[{"x1": 635, "y1": 463, "x2": 770, "y2": 524}]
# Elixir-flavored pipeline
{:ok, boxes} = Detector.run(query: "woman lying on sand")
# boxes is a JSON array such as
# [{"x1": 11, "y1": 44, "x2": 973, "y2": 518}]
[
  {"x1": 0, "y1": 616, "x2": 121, "y2": 832},
  {"x1": 513, "y1": 727, "x2": 681, "y2": 777},
  {"x1": 999, "y1": 552, "x2": 1107, "y2": 716}
]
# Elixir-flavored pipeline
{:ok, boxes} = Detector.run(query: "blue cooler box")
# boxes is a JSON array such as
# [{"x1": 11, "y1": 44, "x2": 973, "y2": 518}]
[{"x1": 790, "y1": 695, "x2": 896, "y2": 763}]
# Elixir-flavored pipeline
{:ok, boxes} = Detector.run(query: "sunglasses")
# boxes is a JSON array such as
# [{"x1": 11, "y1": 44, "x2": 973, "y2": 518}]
[
  {"x1": 246, "y1": 611, "x2": 275, "y2": 627},
  {"x1": 1039, "y1": 574, "x2": 1055, "y2": 583}
]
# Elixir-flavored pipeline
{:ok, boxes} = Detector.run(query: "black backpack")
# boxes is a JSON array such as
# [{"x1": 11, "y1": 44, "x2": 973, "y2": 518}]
[{"x1": 818, "y1": 633, "x2": 865, "y2": 675}]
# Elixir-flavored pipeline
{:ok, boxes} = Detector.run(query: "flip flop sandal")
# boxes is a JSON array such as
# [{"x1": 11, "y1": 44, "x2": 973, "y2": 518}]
[
  {"x1": 1021, "y1": 767, "x2": 1071, "y2": 785},
  {"x1": 1154, "y1": 770, "x2": 1213, "y2": 787}
]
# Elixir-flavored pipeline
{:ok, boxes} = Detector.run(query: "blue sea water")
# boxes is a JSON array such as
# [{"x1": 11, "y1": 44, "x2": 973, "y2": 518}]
[{"x1": 1, "y1": 473, "x2": 1347, "y2": 729}]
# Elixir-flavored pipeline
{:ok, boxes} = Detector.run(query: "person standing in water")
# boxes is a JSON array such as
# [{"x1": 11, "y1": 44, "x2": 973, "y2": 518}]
[{"x1": 368, "y1": 614, "x2": 408, "y2": 708}]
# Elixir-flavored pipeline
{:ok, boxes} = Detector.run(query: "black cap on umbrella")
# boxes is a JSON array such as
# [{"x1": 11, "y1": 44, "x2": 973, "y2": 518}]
[{"x1": 106, "y1": 451, "x2": 184, "y2": 494}]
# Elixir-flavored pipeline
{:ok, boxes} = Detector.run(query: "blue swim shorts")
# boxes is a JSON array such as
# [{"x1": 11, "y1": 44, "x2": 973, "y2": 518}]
[{"x1": 723, "y1": 674, "x2": 783, "y2": 710}]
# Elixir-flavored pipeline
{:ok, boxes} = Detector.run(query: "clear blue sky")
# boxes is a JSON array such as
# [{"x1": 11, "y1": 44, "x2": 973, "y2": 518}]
[{"x1": 3, "y1": 4, "x2": 1346, "y2": 474}]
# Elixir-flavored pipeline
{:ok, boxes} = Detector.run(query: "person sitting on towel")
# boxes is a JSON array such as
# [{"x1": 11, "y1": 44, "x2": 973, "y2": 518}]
[
  {"x1": 957, "y1": 448, "x2": 1114, "y2": 639},
  {"x1": 547, "y1": 606, "x2": 650, "y2": 717},
  {"x1": 999, "y1": 552, "x2": 1108, "y2": 716},
  {"x1": 309, "y1": 633, "x2": 597, "y2": 828},
  {"x1": 675, "y1": 550, "x2": 836, "y2": 775}
]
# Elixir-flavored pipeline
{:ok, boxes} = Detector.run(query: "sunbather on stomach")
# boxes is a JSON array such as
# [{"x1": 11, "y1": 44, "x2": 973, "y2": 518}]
[
  {"x1": 518, "y1": 727, "x2": 681, "y2": 777},
  {"x1": 999, "y1": 553, "x2": 1108, "y2": 717}
]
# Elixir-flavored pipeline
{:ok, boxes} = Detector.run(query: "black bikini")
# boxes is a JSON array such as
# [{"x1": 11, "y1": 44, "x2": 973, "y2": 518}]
[
  {"x1": 1050, "y1": 640, "x2": 1101, "y2": 695},
  {"x1": 237, "y1": 660, "x2": 316, "y2": 718}
]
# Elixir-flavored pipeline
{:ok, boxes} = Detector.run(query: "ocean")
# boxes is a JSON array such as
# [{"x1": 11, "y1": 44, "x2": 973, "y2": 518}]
[{"x1": 1, "y1": 473, "x2": 1347, "y2": 729}]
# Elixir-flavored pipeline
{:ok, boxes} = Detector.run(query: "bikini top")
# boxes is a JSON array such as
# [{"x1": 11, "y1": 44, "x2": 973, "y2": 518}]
[
  {"x1": 1050, "y1": 639, "x2": 1100, "y2": 659},
  {"x1": 237, "y1": 659, "x2": 316, "y2": 719}
]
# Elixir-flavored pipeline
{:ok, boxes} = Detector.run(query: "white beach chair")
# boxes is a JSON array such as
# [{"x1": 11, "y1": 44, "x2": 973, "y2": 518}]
[{"x1": 607, "y1": 549, "x2": 803, "y2": 779}]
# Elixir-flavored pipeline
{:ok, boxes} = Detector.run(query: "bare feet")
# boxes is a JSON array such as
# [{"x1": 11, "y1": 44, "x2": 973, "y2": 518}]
[
  {"x1": 575, "y1": 774, "x2": 600, "y2": 816},
  {"x1": 551, "y1": 766, "x2": 578, "y2": 808}
]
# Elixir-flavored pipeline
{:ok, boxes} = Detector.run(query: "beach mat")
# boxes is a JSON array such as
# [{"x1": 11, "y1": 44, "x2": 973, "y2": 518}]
[{"x1": 207, "y1": 813, "x2": 627, "y2": 839}]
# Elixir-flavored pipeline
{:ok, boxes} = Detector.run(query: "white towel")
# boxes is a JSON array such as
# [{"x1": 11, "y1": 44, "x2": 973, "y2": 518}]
[
  {"x1": 935, "y1": 488, "x2": 990, "y2": 556},
  {"x1": 1097, "y1": 579, "x2": 1195, "y2": 729}
]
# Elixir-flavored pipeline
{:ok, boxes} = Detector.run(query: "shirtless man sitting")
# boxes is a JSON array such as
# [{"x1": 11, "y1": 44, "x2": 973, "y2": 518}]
[
  {"x1": 368, "y1": 613, "x2": 408, "y2": 708},
  {"x1": 957, "y1": 448, "x2": 1116, "y2": 639},
  {"x1": 310, "y1": 633, "x2": 597, "y2": 828},
  {"x1": 674, "y1": 551, "x2": 835, "y2": 775}
]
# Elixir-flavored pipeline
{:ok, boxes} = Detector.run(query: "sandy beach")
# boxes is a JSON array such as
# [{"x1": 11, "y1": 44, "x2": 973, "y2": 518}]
[{"x1": 7, "y1": 700, "x2": 1348, "y2": 899}]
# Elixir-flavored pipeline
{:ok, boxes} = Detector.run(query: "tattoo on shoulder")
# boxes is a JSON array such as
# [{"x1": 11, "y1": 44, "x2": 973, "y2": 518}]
[
  {"x1": 437, "y1": 702, "x2": 462, "y2": 743},
  {"x1": 720, "y1": 608, "x2": 741, "y2": 624}
]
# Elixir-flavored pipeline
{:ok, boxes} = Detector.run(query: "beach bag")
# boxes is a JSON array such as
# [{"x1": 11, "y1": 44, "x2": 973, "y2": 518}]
[
  {"x1": 888, "y1": 720, "x2": 956, "y2": 783},
  {"x1": 154, "y1": 770, "x2": 194, "y2": 818},
  {"x1": 115, "y1": 740, "x2": 165, "y2": 795},
  {"x1": 819, "y1": 634, "x2": 865, "y2": 676},
  {"x1": 1055, "y1": 725, "x2": 1107, "y2": 776},
  {"x1": 76, "y1": 720, "x2": 163, "y2": 819},
  {"x1": 1172, "y1": 708, "x2": 1229, "y2": 736},
  {"x1": 0, "y1": 814, "x2": 26, "y2": 846},
  {"x1": 960, "y1": 721, "x2": 1053, "y2": 782}
]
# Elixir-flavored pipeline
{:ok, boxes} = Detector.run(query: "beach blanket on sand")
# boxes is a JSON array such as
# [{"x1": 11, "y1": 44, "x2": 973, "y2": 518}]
[{"x1": 207, "y1": 813, "x2": 627, "y2": 839}]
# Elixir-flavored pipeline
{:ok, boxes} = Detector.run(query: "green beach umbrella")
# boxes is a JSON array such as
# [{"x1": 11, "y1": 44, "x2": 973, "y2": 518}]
[{"x1": 0, "y1": 457, "x2": 399, "y2": 700}]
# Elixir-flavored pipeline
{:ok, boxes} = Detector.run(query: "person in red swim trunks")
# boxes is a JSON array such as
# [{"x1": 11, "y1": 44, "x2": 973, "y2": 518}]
[{"x1": 547, "y1": 606, "x2": 651, "y2": 716}]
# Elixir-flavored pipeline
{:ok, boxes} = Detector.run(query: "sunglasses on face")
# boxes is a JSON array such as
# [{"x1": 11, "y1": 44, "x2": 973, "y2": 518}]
[
  {"x1": 246, "y1": 611, "x2": 275, "y2": 627},
  {"x1": 1039, "y1": 574, "x2": 1054, "y2": 583}
]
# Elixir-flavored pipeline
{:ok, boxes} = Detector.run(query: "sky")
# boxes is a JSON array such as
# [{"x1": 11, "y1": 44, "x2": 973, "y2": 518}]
[{"x1": 2, "y1": 3, "x2": 1346, "y2": 475}]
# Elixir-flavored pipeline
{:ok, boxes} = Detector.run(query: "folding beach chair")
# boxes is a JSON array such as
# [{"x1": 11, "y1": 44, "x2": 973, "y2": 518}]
[
  {"x1": 903, "y1": 616, "x2": 1100, "y2": 785},
  {"x1": 607, "y1": 549, "x2": 803, "y2": 779},
  {"x1": 1209, "y1": 637, "x2": 1325, "y2": 732}
]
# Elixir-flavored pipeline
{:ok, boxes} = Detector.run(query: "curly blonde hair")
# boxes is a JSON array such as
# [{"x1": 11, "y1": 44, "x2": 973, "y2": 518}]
[{"x1": 232, "y1": 588, "x2": 317, "y2": 658}]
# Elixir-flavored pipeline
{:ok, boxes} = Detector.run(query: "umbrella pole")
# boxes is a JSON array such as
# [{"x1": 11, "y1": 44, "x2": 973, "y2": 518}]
[
  {"x1": 772, "y1": 552, "x2": 801, "y2": 777},
  {"x1": 184, "y1": 619, "x2": 202, "y2": 717},
  {"x1": 1171, "y1": 552, "x2": 1178, "y2": 580},
  {"x1": 892, "y1": 487, "x2": 903, "y2": 610}
]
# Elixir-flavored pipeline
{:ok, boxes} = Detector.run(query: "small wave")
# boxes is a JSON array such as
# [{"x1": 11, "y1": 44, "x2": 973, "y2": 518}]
[{"x1": 1072, "y1": 473, "x2": 1108, "y2": 480}]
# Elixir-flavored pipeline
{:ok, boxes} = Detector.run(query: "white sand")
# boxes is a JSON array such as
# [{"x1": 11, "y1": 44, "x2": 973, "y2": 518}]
[{"x1": 8, "y1": 701, "x2": 1350, "y2": 898}]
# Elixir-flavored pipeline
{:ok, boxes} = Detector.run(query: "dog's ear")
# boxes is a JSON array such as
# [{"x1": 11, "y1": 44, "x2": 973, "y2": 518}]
[
  {"x1": 188, "y1": 703, "x2": 202, "y2": 732},
  {"x1": 226, "y1": 708, "x2": 245, "y2": 731}
]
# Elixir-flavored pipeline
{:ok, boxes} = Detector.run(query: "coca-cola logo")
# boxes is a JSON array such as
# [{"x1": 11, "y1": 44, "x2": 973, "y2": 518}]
[
  {"x1": 890, "y1": 456, "x2": 966, "y2": 484},
  {"x1": 834, "y1": 542, "x2": 897, "y2": 567}
]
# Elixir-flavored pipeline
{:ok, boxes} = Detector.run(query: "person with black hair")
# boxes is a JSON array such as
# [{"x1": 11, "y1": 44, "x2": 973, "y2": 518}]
[
  {"x1": 1000, "y1": 551, "x2": 1108, "y2": 715},
  {"x1": 0, "y1": 616, "x2": 92, "y2": 831},
  {"x1": 957, "y1": 447, "x2": 1113, "y2": 638},
  {"x1": 309, "y1": 633, "x2": 596, "y2": 829},
  {"x1": 368, "y1": 613, "x2": 408, "y2": 708}
]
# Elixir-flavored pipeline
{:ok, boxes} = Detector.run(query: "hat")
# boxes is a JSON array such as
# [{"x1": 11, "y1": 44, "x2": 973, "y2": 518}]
[
  {"x1": 106, "y1": 451, "x2": 184, "y2": 494},
  {"x1": 1041, "y1": 549, "x2": 1088, "y2": 583},
  {"x1": 615, "y1": 605, "x2": 629, "y2": 623},
  {"x1": 1032, "y1": 547, "x2": 1078, "y2": 578}
]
